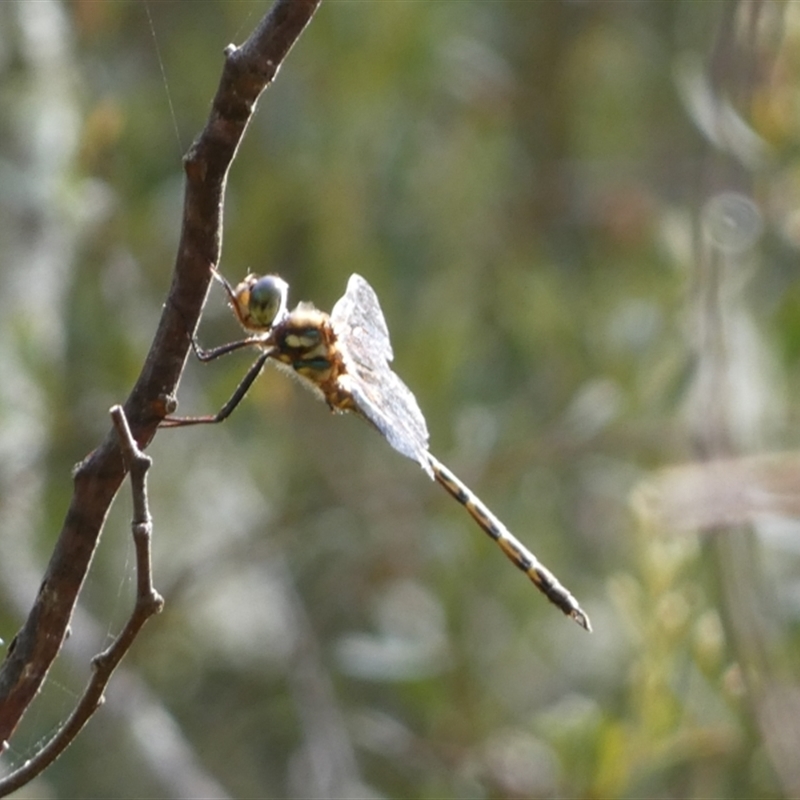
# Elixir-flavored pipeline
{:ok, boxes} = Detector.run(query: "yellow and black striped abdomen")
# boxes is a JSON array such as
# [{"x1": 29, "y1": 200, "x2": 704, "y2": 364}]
[{"x1": 428, "y1": 455, "x2": 591, "y2": 631}]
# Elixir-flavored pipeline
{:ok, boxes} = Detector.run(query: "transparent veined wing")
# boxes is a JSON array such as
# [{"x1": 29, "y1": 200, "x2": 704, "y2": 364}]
[{"x1": 331, "y1": 274, "x2": 432, "y2": 476}]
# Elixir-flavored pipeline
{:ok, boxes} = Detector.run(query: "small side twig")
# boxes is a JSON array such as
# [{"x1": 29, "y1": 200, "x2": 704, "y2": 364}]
[{"x1": 0, "y1": 406, "x2": 164, "y2": 798}]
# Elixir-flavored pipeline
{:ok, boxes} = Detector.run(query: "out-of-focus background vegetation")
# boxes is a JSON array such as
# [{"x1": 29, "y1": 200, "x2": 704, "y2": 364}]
[{"x1": 2, "y1": 1, "x2": 800, "y2": 797}]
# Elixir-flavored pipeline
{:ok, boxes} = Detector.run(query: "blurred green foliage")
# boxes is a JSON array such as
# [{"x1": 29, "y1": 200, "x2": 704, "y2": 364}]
[{"x1": 2, "y1": 1, "x2": 800, "y2": 797}]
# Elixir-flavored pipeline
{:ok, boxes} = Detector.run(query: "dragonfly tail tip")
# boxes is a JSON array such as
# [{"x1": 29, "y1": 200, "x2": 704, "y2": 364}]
[{"x1": 572, "y1": 609, "x2": 592, "y2": 632}]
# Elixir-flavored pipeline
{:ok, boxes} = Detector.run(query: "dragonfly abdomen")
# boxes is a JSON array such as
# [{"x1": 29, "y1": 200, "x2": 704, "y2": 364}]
[{"x1": 428, "y1": 455, "x2": 591, "y2": 631}]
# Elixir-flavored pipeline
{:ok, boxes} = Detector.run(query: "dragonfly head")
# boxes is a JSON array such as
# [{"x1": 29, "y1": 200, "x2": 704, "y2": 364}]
[{"x1": 217, "y1": 271, "x2": 289, "y2": 332}]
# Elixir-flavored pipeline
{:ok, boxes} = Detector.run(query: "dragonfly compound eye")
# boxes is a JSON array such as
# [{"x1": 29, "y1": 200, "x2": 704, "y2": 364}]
[{"x1": 247, "y1": 275, "x2": 288, "y2": 329}]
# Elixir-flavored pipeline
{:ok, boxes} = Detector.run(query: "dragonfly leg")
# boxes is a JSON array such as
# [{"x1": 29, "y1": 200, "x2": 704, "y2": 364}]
[
  {"x1": 161, "y1": 349, "x2": 272, "y2": 427},
  {"x1": 427, "y1": 455, "x2": 591, "y2": 631},
  {"x1": 190, "y1": 334, "x2": 266, "y2": 363},
  {"x1": 170, "y1": 285, "x2": 266, "y2": 362}
]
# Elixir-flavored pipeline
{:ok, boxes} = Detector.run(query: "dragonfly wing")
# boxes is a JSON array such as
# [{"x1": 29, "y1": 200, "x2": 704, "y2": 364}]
[
  {"x1": 332, "y1": 275, "x2": 432, "y2": 476},
  {"x1": 331, "y1": 274, "x2": 394, "y2": 363},
  {"x1": 346, "y1": 373, "x2": 433, "y2": 476}
]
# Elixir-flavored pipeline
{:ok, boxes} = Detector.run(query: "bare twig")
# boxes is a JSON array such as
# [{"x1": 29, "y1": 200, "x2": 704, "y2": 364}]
[
  {"x1": 0, "y1": 461, "x2": 230, "y2": 798},
  {"x1": 0, "y1": 407, "x2": 164, "y2": 797},
  {"x1": 0, "y1": 0, "x2": 322, "y2": 752}
]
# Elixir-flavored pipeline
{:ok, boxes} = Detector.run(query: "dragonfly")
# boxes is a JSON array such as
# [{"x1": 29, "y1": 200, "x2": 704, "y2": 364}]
[{"x1": 163, "y1": 269, "x2": 591, "y2": 631}]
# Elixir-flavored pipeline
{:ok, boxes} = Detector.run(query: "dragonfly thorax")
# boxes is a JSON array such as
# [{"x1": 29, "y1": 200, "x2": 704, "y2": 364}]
[{"x1": 268, "y1": 304, "x2": 355, "y2": 413}]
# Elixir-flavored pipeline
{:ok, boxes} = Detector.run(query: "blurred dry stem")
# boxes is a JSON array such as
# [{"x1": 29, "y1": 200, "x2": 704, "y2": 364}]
[
  {"x1": 633, "y1": 452, "x2": 800, "y2": 532},
  {"x1": 680, "y1": 4, "x2": 800, "y2": 793}
]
